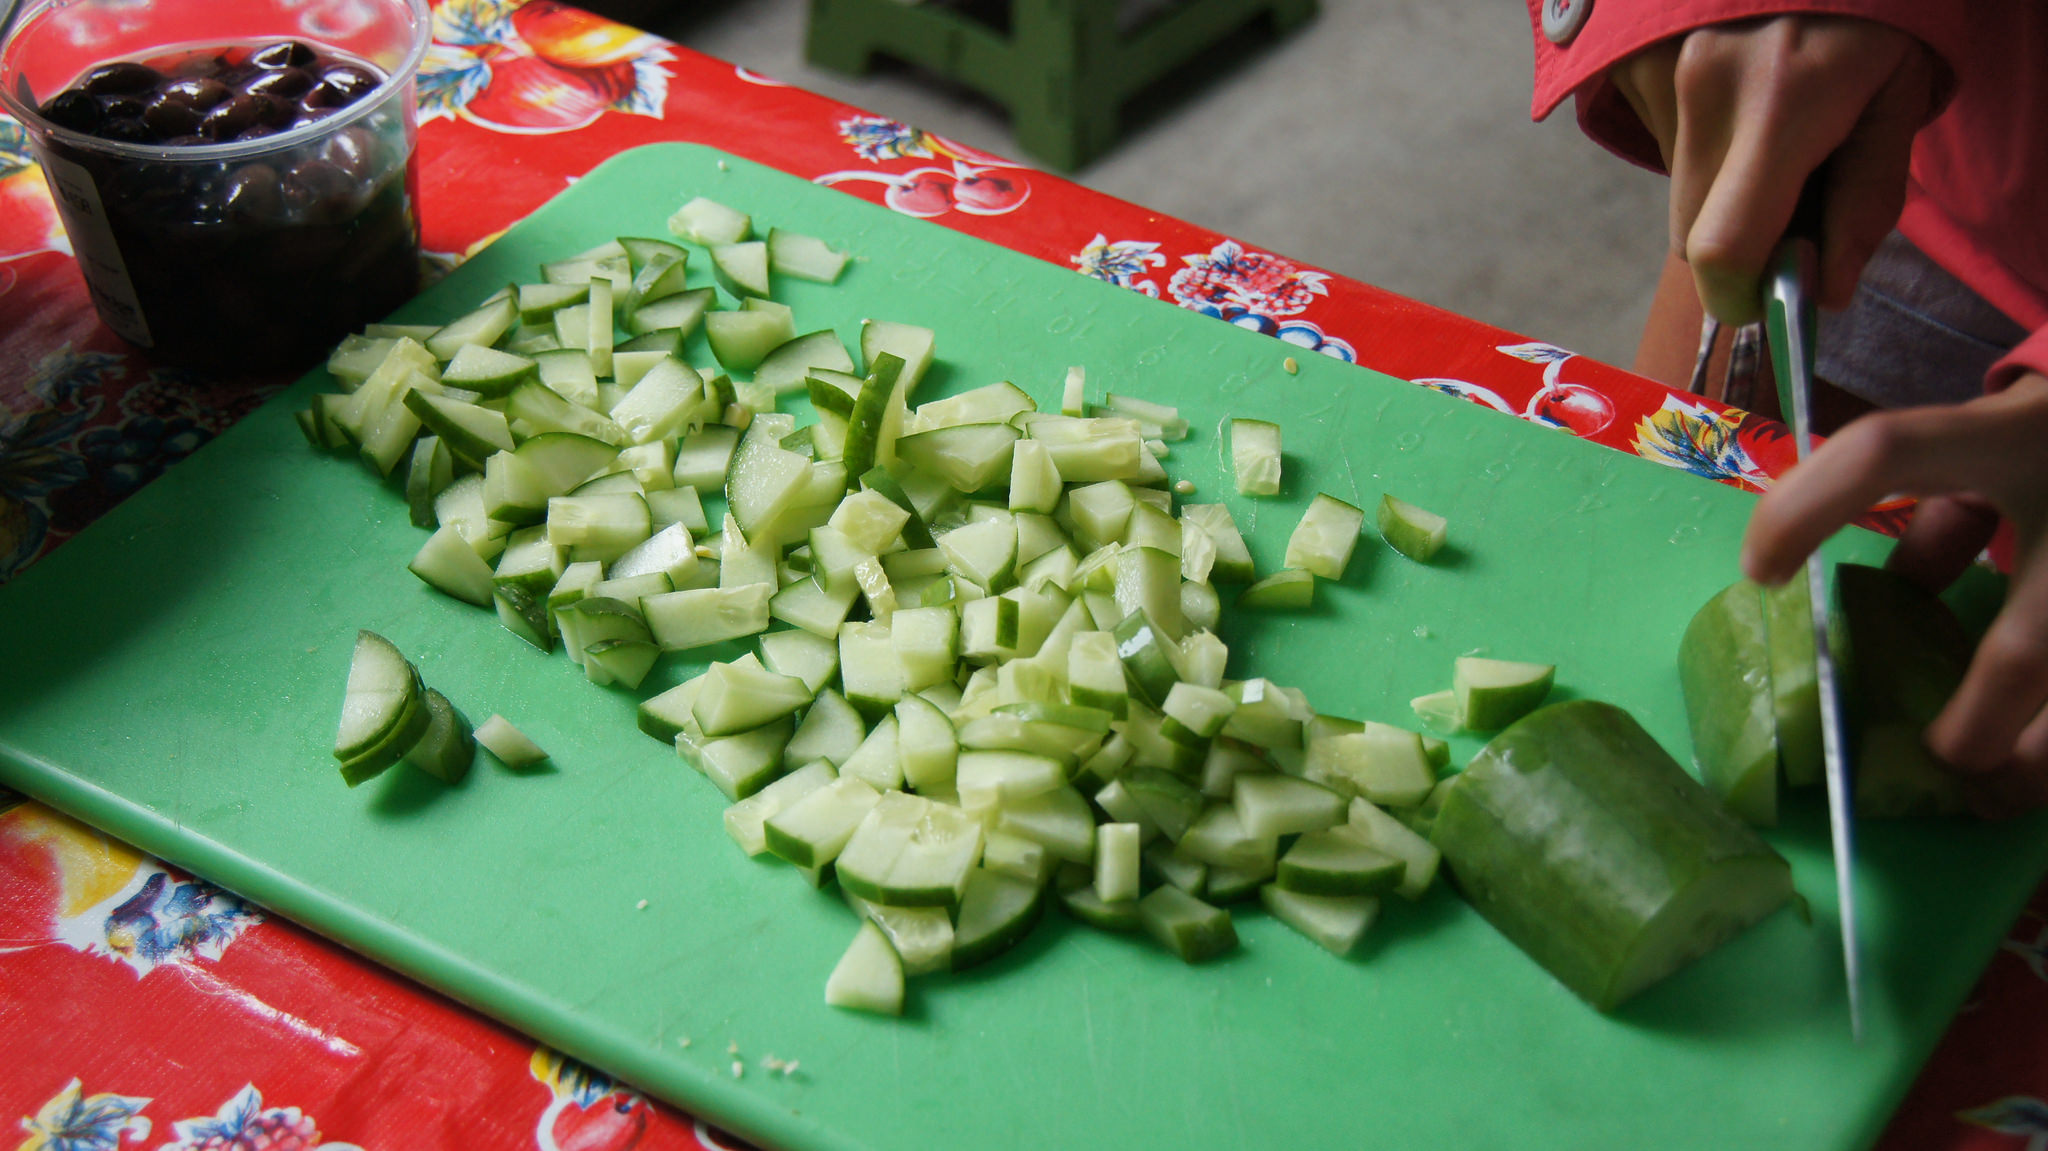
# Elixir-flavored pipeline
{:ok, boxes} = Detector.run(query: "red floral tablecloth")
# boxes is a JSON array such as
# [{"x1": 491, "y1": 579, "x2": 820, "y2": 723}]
[{"x1": 0, "y1": 3, "x2": 2038, "y2": 1149}]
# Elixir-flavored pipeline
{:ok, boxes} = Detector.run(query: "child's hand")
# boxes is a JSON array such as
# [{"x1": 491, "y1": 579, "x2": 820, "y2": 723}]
[
  {"x1": 1611, "y1": 15, "x2": 1936, "y2": 323},
  {"x1": 1742, "y1": 372, "x2": 2048, "y2": 814}
]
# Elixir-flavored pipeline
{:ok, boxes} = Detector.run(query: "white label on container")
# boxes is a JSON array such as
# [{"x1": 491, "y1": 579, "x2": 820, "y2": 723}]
[{"x1": 41, "y1": 150, "x2": 153, "y2": 348}]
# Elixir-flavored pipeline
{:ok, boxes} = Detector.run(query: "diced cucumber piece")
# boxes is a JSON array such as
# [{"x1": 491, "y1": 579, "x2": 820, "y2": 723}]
[
  {"x1": 1410, "y1": 689, "x2": 1461, "y2": 733},
  {"x1": 1094, "y1": 822, "x2": 1142, "y2": 903},
  {"x1": 410, "y1": 523, "x2": 497, "y2": 607},
  {"x1": 475, "y1": 714, "x2": 549, "y2": 769},
  {"x1": 669, "y1": 196, "x2": 752, "y2": 246},
  {"x1": 427, "y1": 293, "x2": 518, "y2": 361},
  {"x1": 1177, "y1": 803, "x2": 1278, "y2": 872},
  {"x1": 517, "y1": 281, "x2": 588, "y2": 325},
  {"x1": 1060, "y1": 881, "x2": 1141, "y2": 931},
  {"x1": 705, "y1": 307, "x2": 796, "y2": 372},
  {"x1": 1834, "y1": 563, "x2": 1972, "y2": 817},
  {"x1": 825, "y1": 920, "x2": 903, "y2": 1016},
  {"x1": 838, "y1": 790, "x2": 983, "y2": 907},
  {"x1": 755, "y1": 329, "x2": 856, "y2": 397},
  {"x1": 787, "y1": 688, "x2": 866, "y2": 767},
  {"x1": 1284, "y1": 493, "x2": 1365, "y2": 580},
  {"x1": 1431, "y1": 700, "x2": 1794, "y2": 1011},
  {"x1": 1346, "y1": 797, "x2": 1441, "y2": 899},
  {"x1": 725, "y1": 760, "x2": 836, "y2": 856},
  {"x1": 493, "y1": 582, "x2": 553, "y2": 652},
  {"x1": 610, "y1": 358, "x2": 706, "y2": 446},
  {"x1": 1138, "y1": 885, "x2": 1238, "y2": 963},
  {"x1": 765, "y1": 775, "x2": 882, "y2": 868},
  {"x1": 404, "y1": 436, "x2": 454, "y2": 529},
  {"x1": 403, "y1": 688, "x2": 476, "y2": 784},
  {"x1": 767, "y1": 227, "x2": 850, "y2": 283},
  {"x1": 1276, "y1": 828, "x2": 1403, "y2": 896},
  {"x1": 839, "y1": 714, "x2": 904, "y2": 791},
  {"x1": 848, "y1": 896, "x2": 954, "y2": 976},
  {"x1": 1259, "y1": 886, "x2": 1378, "y2": 956},
  {"x1": 692, "y1": 658, "x2": 815, "y2": 737},
  {"x1": 441, "y1": 343, "x2": 537, "y2": 398},
  {"x1": 1454, "y1": 656, "x2": 1556, "y2": 732},
  {"x1": 546, "y1": 492, "x2": 651, "y2": 563},
  {"x1": 681, "y1": 716, "x2": 795, "y2": 801},
  {"x1": 507, "y1": 379, "x2": 625, "y2": 445},
  {"x1": 1237, "y1": 568, "x2": 1314, "y2": 609},
  {"x1": 953, "y1": 868, "x2": 1046, "y2": 969},
  {"x1": 1229, "y1": 418, "x2": 1282, "y2": 496},
  {"x1": 1304, "y1": 722, "x2": 1438, "y2": 808},
  {"x1": 674, "y1": 425, "x2": 741, "y2": 491},
  {"x1": 628, "y1": 286, "x2": 715, "y2": 338},
  {"x1": 1182, "y1": 503, "x2": 1255, "y2": 583},
  {"x1": 897, "y1": 423, "x2": 1021, "y2": 494},
  {"x1": 1232, "y1": 773, "x2": 1346, "y2": 839},
  {"x1": 710, "y1": 240, "x2": 772, "y2": 299},
  {"x1": 993, "y1": 785, "x2": 1096, "y2": 864},
  {"x1": 1159, "y1": 681, "x2": 1236, "y2": 745},
  {"x1": 1378, "y1": 494, "x2": 1448, "y2": 563},
  {"x1": 404, "y1": 390, "x2": 515, "y2": 465},
  {"x1": 1204, "y1": 858, "x2": 1275, "y2": 904}
]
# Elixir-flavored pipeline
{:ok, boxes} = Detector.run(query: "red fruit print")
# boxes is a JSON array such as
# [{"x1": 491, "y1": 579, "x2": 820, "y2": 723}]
[
  {"x1": 884, "y1": 170, "x2": 959, "y2": 218},
  {"x1": 952, "y1": 170, "x2": 1028, "y2": 214},
  {"x1": 1529, "y1": 383, "x2": 1615, "y2": 436},
  {"x1": 460, "y1": 52, "x2": 636, "y2": 133},
  {"x1": 540, "y1": 1090, "x2": 648, "y2": 1151}
]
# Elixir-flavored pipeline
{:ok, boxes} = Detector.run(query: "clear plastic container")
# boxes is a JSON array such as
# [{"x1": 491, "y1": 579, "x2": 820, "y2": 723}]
[{"x1": 0, "y1": 0, "x2": 432, "y2": 373}]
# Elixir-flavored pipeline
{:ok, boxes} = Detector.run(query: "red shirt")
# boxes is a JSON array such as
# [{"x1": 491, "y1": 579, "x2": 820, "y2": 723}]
[{"x1": 1526, "y1": 0, "x2": 2048, "y2": 391}]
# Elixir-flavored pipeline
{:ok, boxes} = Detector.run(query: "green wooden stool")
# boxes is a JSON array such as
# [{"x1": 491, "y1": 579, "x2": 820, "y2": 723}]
[{"x1": 805, "y1": 0, "x2": 1318, "y2": 170}]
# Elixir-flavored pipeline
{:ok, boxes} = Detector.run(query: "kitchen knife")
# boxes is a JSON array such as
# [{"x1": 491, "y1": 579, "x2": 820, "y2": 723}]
[{"x1": 1763, "y1": 176, "x2": 1863, "y2": 1040}]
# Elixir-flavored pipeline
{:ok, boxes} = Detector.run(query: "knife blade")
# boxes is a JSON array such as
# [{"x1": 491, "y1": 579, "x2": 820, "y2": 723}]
[{"x1": 1762, "y1": 176, "x2": 1863, "y2": 1040}]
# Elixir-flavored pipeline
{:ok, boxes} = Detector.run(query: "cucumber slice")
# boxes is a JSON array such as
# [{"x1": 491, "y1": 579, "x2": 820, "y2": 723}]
[
  {"x1": 848, "y1": 896, "x2": 954, "y2": 976},
  {"x1": 896, "y1": 423, "x2": 1021, "y2": 494},
  {"x1": 825, "y1": 920, "x2": 903, "y2": 1016},
  {"x1": 1833, "y1": 563, "x2": 1971, "y2": 817},
  {"x1": 668, "y1": 196, "x2": 752, "y2": 246},
  {"x1": 764, "y1": 775, "x2": 883, "y2": 869},
  {"x1": 1094, "y1": 822, "x2": 1143, "y2": 903},
  {"x1": 403, "y1": 688, "x2": 476, "y2": 784},
  {"x1": 1276, "y1": 828, "x2": 1403, "y2": 896},
  {"x1": 674, "y1": 425, "x2": 741, "y2": 490},
  {"x1": 1259, "y1": 886, "x2": 1378, "y2": 956},
  {"x1": 767, "y1": 227, "x2": 850, "y2": 283},
  {"x1": 493, "y1": 582, "x2": 554, "y2": 653},
  {"x1": 405, "y1": 436, "x2": 454, "y2": 528},
  {"x1": 681, "y1": 716, "x2": 795, "y2": 801},
  {"x1": 1303, "y1": 722, "x2": 1437, "y2": 808},
  {"x1": 474, "y1": 714, "x2": 549, "y2": 769},
  {"x1": 787, "y1": 688, "x2": 867, "y2": 767},
  {"x1": 1410, "y1": 689, "x2": 1461, "y2": 733},
  {"x1": 333, "y1": 631, "x2": 430, "y2": 777},
  {"x1": 1060, "y1": 882, "x2": 1141, "y2": 931},
  {"x1": 1430, "y1": 699, "x2": 1794, "y2": 1011},
  {"x1": 1378, "y1": 494, "x2": 1448, "y2": 563},
  {"x1": 1231, "y1": 773, "x2": 1346, "y2": 839},
  {"x1": 409, "y1": 524, "x2": 498, "y2": 607},
  {"x1": 839, "y1": 714, "x2": 904, "y2": 791},
  {"x1": 1137, "y1": 885, "x2": 1238, "y2": 963},
  {"x1": 426, "y1": 293, "x2": 518, "y2": 361},
  {"x1": 755, "y1": 330, "x2": 856, "y2": 396},
  {"x1": 440, "y1": 344, "x2": 537, "y2": 398},
  {"x1": 1182, "y1": 504, "x2": 1255, "y2": 584},
  {"x1": 1237, "y1": 568, "x2": 1314, "y2": 609},
  {"x1": 518, "y1": 281, "x2": 588, "y2": 325},
  {"x1": 1678, "y1": 581, "x2": 1780, "y2": 826},
  {"x1": 993, "y1": 785, "x2": 1097, "y2": 864},
  {"x1": 692, "y1": 658, "x2": 814, "y2": 737},
  {"x1": 1346, "y1": 797, "x2": 1441, "y2": 899},
  {"x1": 705, "y1": 308, "x2": 796, "y2": 372},
  {"x1": 952, "y1": 868, "x2": 1047, "y2": 970},
  {"x1": 725, "y1": 760, "x2": 836, "y2": 856},
  {"x1": 1283, "y1": 494, "x2": 1365, "y2": 580},
  {"x1": 1229, "y1": 418, "x2": 1282, "y2": 496},
  {"x1": 627, "y1": 286, "x2": 715, "y2": 338},
  {"x1": 643, "y1": 584, "x2": 772, "y2": 651},
  {"x1": 710, "y1": 240, "x2": 772, "y2": 299},
  {"x1": 404, "y1": 390, "x2": 515, "y2": 464},
  {"x1": 610, "y1": 357, "x2": 706, "y2": 446},
  {"x1": 1763, "y1": 576, "x2": 1823, "y2": 788},
  {"x1": 837, "y1": 790, "x2": 984, "y2": 907},
  {"x1": 1454, "y1": 656, "x2": 1556, "y2": 732}
]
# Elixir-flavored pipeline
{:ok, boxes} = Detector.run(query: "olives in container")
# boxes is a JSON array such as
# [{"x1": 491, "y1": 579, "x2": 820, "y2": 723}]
[{"x1": 0, "y1": 0, "x2": 432, "y2": 375}]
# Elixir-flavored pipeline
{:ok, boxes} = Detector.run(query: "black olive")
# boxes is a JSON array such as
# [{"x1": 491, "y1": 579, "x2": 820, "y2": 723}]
[
  {"x1": 79, "y1": 61, "x2": 161, "y2": 96},
  {"x1": 98, "y1": 94, "x2": 147, "y2": 120},
  {"x1": 241, "y1": 66, "x2": 315, "y2": 100},
  {"x1": 221, "y1": 163, "x2": 284, "y2": 224},
  {"x1": 160, "y1": 77, "x2": 231, "y2": 111},
  {"x1": 320, "y1": 127, "x2": 379, "y2": 179},
  {"x1": 141, "y1": 95, "x2": 204, "y2": 139},
  {"x1": 40, "y1": 90, "x2": 102, "y2": 134},
  {"x1": 251, "y1": 41, "x2": 320, "y2": 70},
  {"x1": 200, "y1": 93, "x2": 280, "y2": 140},
  {"x1": 316, "y1": 64, "x2": 379, "y2": 106},
  {"x1": 97, "y1": 117, "x2": 157, "y2": 144}
]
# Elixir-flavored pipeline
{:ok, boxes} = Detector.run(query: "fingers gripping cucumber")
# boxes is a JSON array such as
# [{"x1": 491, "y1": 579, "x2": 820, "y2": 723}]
[{"x1": 1430, "y1": 700, "x2": 1793, "y2": 1012}]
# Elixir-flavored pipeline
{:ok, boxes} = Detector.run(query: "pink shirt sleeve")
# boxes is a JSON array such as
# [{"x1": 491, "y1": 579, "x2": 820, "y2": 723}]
[
  {"x1": 1526, "y1": 0, "x2": 1970, "y2": 172},
  {"x1": 1987, "y1": 330, "x2": 2048, "y2": 392}
]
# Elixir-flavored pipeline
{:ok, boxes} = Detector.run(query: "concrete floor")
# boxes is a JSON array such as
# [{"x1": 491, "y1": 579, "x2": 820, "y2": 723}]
[{"x1": 642, "y1": 0, "x2": 1672, "y2": 371}]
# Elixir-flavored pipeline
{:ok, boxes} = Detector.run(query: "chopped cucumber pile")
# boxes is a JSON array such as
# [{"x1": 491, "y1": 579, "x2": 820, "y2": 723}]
[{"x1": 301, "y1": 189, "x2": 1796, "y2": 1020}]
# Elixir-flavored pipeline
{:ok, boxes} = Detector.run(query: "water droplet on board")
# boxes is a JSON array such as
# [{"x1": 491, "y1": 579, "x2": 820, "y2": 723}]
[
  {"x1": 1137, "y1": 345, "x2": 1164, "y2": 366},
  {"x1": 1483, "y1": 460, "x2": 1512, "y2": 482},
  {"x1": 1047, "y1": 313, "x2": 1074, "y2": 335},
  {"x1": 1394, "y1": 431, "x2": 1423, "y2": 452},
  {"x1": 1576, "y1": 493, "x2": 1607, "y2": 513},
  {"x1": 1670, "y1": 524, "x2": 1701, "y2": 545}
]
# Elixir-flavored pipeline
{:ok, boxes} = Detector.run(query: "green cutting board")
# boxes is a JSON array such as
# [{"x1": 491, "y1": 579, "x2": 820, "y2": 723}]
[{"x1": 2, "y1": 144, "x2": 2042, "y2": 1151}]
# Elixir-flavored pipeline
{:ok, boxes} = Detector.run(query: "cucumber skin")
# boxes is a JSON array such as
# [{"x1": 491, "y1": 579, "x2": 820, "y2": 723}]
[{"x1": 1430, "y1": 700, "x2": 1792, "y2": 1012}]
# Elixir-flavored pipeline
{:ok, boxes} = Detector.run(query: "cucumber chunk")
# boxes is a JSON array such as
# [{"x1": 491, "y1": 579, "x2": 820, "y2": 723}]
[
  {"x1": 1377, "y1": 494, "x2": 1447, "y2": 563},
  {"x1": 1453, "y1": 655, "x2": 1555, "y2": 732},
  {"x1": 335, "y1": 630, "x2": 426, "y2": 765},
  {"x1": 1259, "y1": 886, "x2": 1378, "y2": 956},
  {"x1": 1677, "y1": 581, "x2": 1780, "y2": 826},
  {"x1": 404, "y1": 688, "x2": 477, "y2": 784},
  {"x1": 1137, "y1": 885, "x2": 1238, "y2": 963},
  {"x1": 1229, "y1": 418, "x2": 1282, "y2": 496},
  {"x1": 1430, "y1": 700, "x2": 1794, "y2": 1012},
  {"x1": 953, "y1": 868, "x2": 1047, "y2": 970},
  {"x1": 824, "y1": 920, "x2": 903, "y2": 1016},
  {"x1": 1283, "y1": 494, "x2": 1365, "y2": 580},
  {"x1": 475, "y1": 714, "x2": 550, "y2": 769}
]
